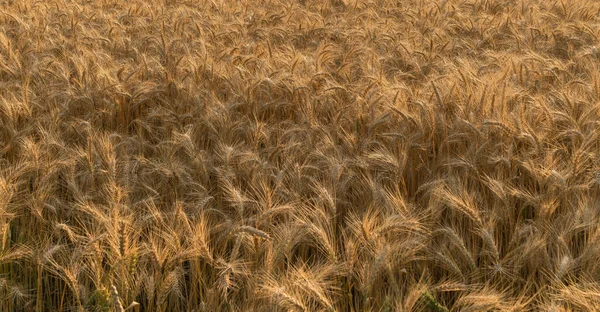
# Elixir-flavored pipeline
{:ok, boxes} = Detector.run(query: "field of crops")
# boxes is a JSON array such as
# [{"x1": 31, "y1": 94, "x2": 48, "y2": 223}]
[{"x1": 1, "y1": 0, "x2": 600, "y2": 311}]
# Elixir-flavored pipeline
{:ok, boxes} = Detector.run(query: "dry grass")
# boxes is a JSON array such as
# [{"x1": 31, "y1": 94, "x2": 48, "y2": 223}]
[{"x1": 1, "y1": 0, "x2": 600, "y2": 310}]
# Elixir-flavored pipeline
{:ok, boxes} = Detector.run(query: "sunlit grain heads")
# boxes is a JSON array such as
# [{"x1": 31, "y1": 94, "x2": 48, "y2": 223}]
[
  {"x1": 452, "y1": 285, "x2": 513, "y2": 312},
  {"x1": 259, "y1": 273, "x2": 308, "y2": 312},
  {"x1": 431, "y1": 227, "x2": 476, "y2": 280},
  {"x1": 214, "y1": 257, "x2": 248, "y2": 300},
  {"x1": 430, "y1": 179, "x2": 482, "y2": 225},
  {"x1": 4, "y1": 0, "x2": 600, "y2": 310}
]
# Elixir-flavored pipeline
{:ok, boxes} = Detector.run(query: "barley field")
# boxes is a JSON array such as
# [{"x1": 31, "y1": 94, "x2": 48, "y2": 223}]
[{"x1": 1, "y1": 0, "x2": 600, "y2": 311}]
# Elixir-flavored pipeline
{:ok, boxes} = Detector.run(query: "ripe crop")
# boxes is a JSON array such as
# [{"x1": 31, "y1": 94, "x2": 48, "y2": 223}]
[{"x1": 1, "y1": 0, "x2": 600, "y2": 311}]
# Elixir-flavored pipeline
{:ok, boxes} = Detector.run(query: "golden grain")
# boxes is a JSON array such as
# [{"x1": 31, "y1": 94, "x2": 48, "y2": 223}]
[{"x1": 1, "y1": 0, "x2": 600, "y2": 310}]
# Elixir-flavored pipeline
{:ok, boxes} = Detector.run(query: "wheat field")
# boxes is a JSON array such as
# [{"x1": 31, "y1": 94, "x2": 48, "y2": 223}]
[{"x1": 1, "y1": 0, "x2": 600, "y2": 311}]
